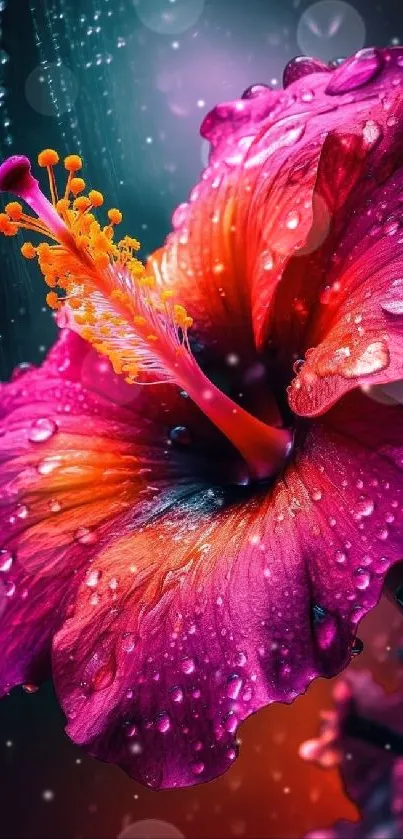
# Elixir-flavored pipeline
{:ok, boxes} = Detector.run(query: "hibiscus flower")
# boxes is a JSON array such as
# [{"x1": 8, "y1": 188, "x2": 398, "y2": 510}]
[{"x1": 1, "y1": 47, "x2": 403, "y2": 790}]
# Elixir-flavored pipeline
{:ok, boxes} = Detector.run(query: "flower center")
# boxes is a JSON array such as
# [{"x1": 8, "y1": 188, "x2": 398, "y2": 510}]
[{"x1": 0, "y1": 150, "x2": 292, "y2": 482}]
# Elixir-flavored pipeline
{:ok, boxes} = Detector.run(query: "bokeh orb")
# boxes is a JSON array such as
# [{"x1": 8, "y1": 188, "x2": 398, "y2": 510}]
[
  {"x1": 25, "y1": 61, "x2": 79, "y2": 117},
  {"x1": 297, "y1": 1, "x2": 366, "y2": 63},
  {"x1": 118, "y1": 820, "x2": 184, "y2": 839},
  {"x1": 133, "y1": 0, "x2": 205, "y2": 35}
]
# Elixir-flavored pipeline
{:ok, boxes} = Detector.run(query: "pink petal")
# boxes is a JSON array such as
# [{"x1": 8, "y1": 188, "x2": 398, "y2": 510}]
[
  {"x1": 52, "y1": 392, "x2": 403, "y2": 789},
  {"x1": 0, "y1": 329, "x2": 225, "y2": 695}
]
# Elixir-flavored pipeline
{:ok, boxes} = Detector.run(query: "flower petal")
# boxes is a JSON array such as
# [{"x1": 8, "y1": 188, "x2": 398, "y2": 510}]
[
  {"x1": 149, "y1": 48, "x2": 403, "y2": 359},
  {"x1": 0, "y1": 330, "x2": 225, "y2": 695},
  {"x1": 52, "y1": 393, "x2": 403, "y2": 789},
  {"x1": 288, "y1": 162, "x2": 403, "y2": 416}
]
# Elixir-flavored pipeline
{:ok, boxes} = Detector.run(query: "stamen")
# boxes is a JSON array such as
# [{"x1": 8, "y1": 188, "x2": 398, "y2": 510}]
[{"x1": 0, "y1": 150, "x2": 292, "y2": 481}]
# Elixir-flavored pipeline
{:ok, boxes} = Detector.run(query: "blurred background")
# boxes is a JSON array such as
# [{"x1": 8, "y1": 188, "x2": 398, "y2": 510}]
[{"x1": 0, "y1": 0, "x2": 403, "y2": 836}]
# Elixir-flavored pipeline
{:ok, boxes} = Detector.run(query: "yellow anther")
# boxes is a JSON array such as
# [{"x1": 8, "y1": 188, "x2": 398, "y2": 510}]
[
  {"x1": 147, "y1": 334, "x2": 159, "y2": 342},
  {"x1": 139, "y1": 276, "x2": 154, "y2": 288},
  {"x1": 44, "y1": 275, "x2": 57, "y2": 288},
  {"x1": 64, "y1": 154, "x2": 82, "y2": 172},
  {"x1": 21, "y1": 242, "x2": 37, "y2": 259},
  {"x1": 108, "y1": 208, "x2": 122, "y2": 225},
  {"x1": 73, "y1": 196, "x2": 91, "y2": 212},
  {"x1": 92, "y1": 232, "x2": 110, "y2": 252},
  {"x1": 173, "y1": 304, "x2": 189, "y2": 326},
  {"x1": 38, "y1": 149, "x2": 59, "y2": 168},
  {"x1": 67, "y1": 297, "x2": 82, "y2": 310},
  {"x1": 94, "y1": 252, "x2": 109, "y2": 269},
  {"x1": 89, "y1": 190, "x2": 104, "y2": 207},
  {"x1": 133, "y1": 316, "x2": 147, "y2": 327},
  {"x1": 161, "y1": 289, "x2": 175, "y2": 301},
  {"x1": 70, "y1": 177, "x2": 86, "y2": 196},
  {"x1": 56, "y1": 198, "x2": 70, "y2": 213},
  {"x1": 46, "y1": 291, "x2": 61, "y2": 310},
  {"x1": 5, "y1": 201, "x2": 23, "y2": 220}
]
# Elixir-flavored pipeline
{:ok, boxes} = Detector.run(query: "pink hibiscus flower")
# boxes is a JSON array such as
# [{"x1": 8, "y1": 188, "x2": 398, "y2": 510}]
[{"x1": 1, "y1": 47, "x2": 403, "y2": 790}]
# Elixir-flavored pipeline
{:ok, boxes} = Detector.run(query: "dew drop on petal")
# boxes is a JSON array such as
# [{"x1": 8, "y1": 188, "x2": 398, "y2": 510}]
[
  {"x1": 286, "y1": 210, "x2": 300, "y2": 230},
  {"x1": 343, "y1": 341, "x2": 390, "y2": 378},
  {"x1": 355, "y1": 495, "x2": 375, "y2": 518},
  {"x1": 181, "y1": 657, "x2": 195, "y2": 674},
  {"x1": 0, "y1": 550, "x2": 14, "y2": 573},
  {"x1": 354, "y1": 568, "x2": 371, "y2": 590},
  {"x1": 170, "y1": 685, "x2": 184, "y2": 703},
  {"x1": 121, "y1": 633, "x2": 136, "y2": 653},
  {"x1": 28, "y1": 417, "x2": 57, "y2": 443},
  {"x1": 85, "y1": 568, "x2": 101, "y2": 588},
  {"x1": 169, "y1": 426, "x2": 192, "y2": 446},
  {"x1": 75, "y1": 526, "x2": 98, "y2": 545},
  {"x1": 156, "y1": 712, "x2": 171, "y2": 734},
  {"x1": 226, "y1": 674, "x2": 243, "y2": 700}
]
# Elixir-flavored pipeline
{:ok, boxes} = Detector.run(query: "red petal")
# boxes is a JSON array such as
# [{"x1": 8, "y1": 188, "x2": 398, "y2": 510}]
[
  {"x1": 149, "y1": 48, "x2": 403, "y2": 360},
  {"x1": 288, "y1": 161, "x2": 403, "y2": 416},
  {"x1": 0, "y1": 330, "x2": 223, "y2": 695}
]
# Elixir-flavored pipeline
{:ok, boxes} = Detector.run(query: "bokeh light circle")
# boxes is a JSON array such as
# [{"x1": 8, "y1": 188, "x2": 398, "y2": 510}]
[
  {"x1": 25, "y1": 62, "x2": 79, "y2": 117},
  {"x1": 118, "y1": 820, "x2": 184, "y2": 839},
  {"x1": 133, "y1": 0, "x2": 205, "y2": 35},
  {"x1": 297, "y1": 1, "x2": 366, "y2": 63}
]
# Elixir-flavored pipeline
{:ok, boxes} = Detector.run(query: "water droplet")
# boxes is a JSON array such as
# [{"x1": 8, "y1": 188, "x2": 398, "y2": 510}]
[
  {"x1": 344, "y1": 341, "x2": 390, "y2": 378},
  {"x1": 351, "y1": 637, "x2": 364, "y2": 656},
  {"x1": 226, "y1": 674, "x2": 243, "y2": 700},
  {"x1": 121, "y1": 633, "x2": 136, "y2": 653},
  {"x1": 48, "y1": 499, "x2": 62, "y2": 513},
  {"x1": 286, "y1": 210, "x2": 300, "y2": 230},
  {"x1": 28, "y1": 417, "x2": 57, "y2": 443},
  {"x1": 312, "y1": 604, "x2": 327, "y2": 623},
  {"x1": 262, "y1": 249, "x2": 274, "y2": 271},
  {"x1": 156, "y1": 712, "x2": 171, "y2": 734},
  {"x1": 37, "y1": 455, "x2": 61, "y2": 476},
  {"x1": 241, "y1": 83, "x2": 272, "y2": 99},
  {"x1": 85, "y1": 568, "x2": 101, "y2": 588},
  {"x1": 181, "y1": 657, "x2": 195, "y2": 674},
  {"x1": 75, "y1": 526, "x2": 97, "y2": 545},
  {"x1": 326, "y1": 48, "x2": 383, "y2": 95},
  {"x1": 311, "y1": 488, "x2": 322, "y2": 501},
  {"x1": 5, "y1": 581, "x2": 15, "y2": 597},
  {"x1": 169, "y1": 426, "x2": 192, "y2": 446},
  {"x1": 170, "y1": 685, "x2": 184, "y2": 703},
  {"x1": 224, "y1": 711, "x2": 238, "y2": 734},
  {"x1": 355, "y1": 495, "x2": 375, "y2": 518},
  {"x1": 191, "y1": 761, "x2": 205, "y2": 775},
  {"x1": 335, "y1": 550, "x2": 347, "y2": 564},
  {"x1": 283, "y1": 56, "x2": 329, "y2": 88},
  {"x1": 0, "y1": 550, "x2": 13, "y2": 573},
  {"x1": 354, "y1": 568, "x2": 371, "y2": 590},
  {"x1": 22, "y1": 683, "x2": 39, "y2": 694}
]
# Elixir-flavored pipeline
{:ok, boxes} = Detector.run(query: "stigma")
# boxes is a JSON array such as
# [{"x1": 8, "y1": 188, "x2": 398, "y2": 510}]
[{"x1": 0, "y1": 150, "x2": 292, "y2": 482}]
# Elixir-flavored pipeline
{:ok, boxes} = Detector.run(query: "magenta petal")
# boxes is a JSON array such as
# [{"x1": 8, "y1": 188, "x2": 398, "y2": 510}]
[
  {"x1": 52, "y1": 393, "x2": 403, "y2": 789},
  {"x1": 283, "y1": 55, "x2": 330, "y2": 88}
]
